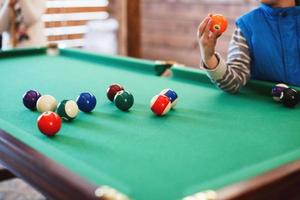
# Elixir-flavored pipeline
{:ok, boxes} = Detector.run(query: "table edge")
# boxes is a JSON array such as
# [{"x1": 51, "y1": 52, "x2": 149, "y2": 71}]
[
  {"x1": 0, "y1": 129, "x2": 101, "y2": 200},
  {"x1": 2, "y1": 127, "x2": 300, "y2": 200},
  {"x1": 183, "y1": 159, "x2": 300, "y2": 200}
]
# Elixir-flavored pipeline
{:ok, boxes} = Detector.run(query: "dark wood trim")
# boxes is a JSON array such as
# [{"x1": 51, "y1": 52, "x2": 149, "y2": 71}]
[
  {"x1": 0, "y1": 168, "x2": 15, "y2": 181},
  {"x1": 108, "y1": 0, "x2": 126, "y2": 55},
  {"x1": 184, "y1": 160, "x2": 300, "y2": 199},
  {"x1": 126, "y1": 0, "x2": 141, "y2": 58},
  {"x1": 108, "y1": 0, "x2": 141, "y2": 57},
  {"x1": 216, "y1": 160, "x2": 300, "y2": 200},
  {"x1": 0, "y1": 129, "x2": 99, "y2": 200},
  {"x1": 1, "y1": 126, "x2": 300, "y2": 199}
]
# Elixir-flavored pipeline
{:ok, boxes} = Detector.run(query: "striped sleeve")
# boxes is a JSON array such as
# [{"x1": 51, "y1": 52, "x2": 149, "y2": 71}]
[{"x1": 205, "y1": 27, "x2": 251, "y2": 94}]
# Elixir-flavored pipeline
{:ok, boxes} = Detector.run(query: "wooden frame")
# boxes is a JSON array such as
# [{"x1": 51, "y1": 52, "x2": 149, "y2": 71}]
[
  {"x1": 0, "y1": 129, "x2": 129, "y2": 200},
  {"x1": 0, "y1": 129, "x2": 98, "y2": 200},
  {"x1": 109, "y1": 0, "x2": 141, "y2": 57},
  {"x1": 216, "y1": 160, "x2": 300, "y2": 200},
  {"x1": 1, "y1": 125, "x2": 300, "y2": 200},
  {"x1": 183, "y1": 162, "x2": 300, "y2": 199}
]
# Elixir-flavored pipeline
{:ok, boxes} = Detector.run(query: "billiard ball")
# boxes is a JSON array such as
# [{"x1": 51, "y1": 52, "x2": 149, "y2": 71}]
[
  {"x1": 280, "y1": 88, "x2": 299, "y2": 108},
  {"x1": 36, "y1": 95, "x2": 58, "y2": 113},
  {"x1": 37, "y1": 111, "x2": 62, "y2": 136},
  {"x1": 271, "y1": 83, "x2": 289, "y2": 102},
  {"x1": 160, "y1": 88, "x2": 178, "y2": 108},
  {"x1": 94, "y1": 185, "x2": 130, "y2": 200},
  {"x1": 107, "y1": 84, "x2": 124, "y2": 102},
  {"x1": 209, "y1": 14, "x2": 228, "y2": 33},
  {"x1": 47, "y1": 43, "x2": 59, "y2": 56},
  {"x1": 57, "y1": 100, "x2": 79, "y2": 121},
  {"x1": 22, "y1": 90, "x2": 41, "y2": 110},
  {"x1": 150, "y1": 95, "x2": 171, "y2": 116},
  {"x1": 76, "y1": 92, "x2": 97, "y2": 113},
  {"x1": 114, "y1": 90, "x2": 134, "y2": 111}
]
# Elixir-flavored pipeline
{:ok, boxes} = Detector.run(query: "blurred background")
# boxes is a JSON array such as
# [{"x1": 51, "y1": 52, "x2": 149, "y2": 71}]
[
  {"x1": 0, "y1": 0, "x2": 259, "y2": 199},
  {"x1": 1, "y1": 0, "x2": 258, "y2": 67}
]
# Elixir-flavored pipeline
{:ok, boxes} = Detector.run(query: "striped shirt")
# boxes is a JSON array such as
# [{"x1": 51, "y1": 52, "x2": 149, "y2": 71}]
[{"x1": 205, "y1": 27, "x2": 251, "y2": 93}]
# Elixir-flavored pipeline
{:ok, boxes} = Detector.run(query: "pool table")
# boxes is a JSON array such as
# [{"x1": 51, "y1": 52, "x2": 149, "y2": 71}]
[{"x1": 0, "y1": 47, "x2": 300, "y2": 200}]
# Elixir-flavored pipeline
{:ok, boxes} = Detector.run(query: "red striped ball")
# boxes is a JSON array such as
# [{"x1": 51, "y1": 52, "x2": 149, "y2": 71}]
[{"x1": 150, "y1": 95, "x2": 171, "y2": 116}]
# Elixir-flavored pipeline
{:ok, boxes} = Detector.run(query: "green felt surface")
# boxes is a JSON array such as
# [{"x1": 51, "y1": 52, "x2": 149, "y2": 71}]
[{"x1": 1, "y1": 48, "x2": 300, "y2": 200}]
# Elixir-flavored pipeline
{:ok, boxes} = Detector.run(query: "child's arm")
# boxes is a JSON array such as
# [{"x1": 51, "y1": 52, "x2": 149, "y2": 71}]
[
  {"x1": 0, "y1": 0, "x2": 12, "y2": 33},
  {"x1": 206, "y1": 28, "x2": 251, "y2": 93},
  {"x1": 198, "y1": 17, "x2": 251, "y2": 94},
  {"x1": 18, "y1": 0, "x2": 46, "y2": 26}
]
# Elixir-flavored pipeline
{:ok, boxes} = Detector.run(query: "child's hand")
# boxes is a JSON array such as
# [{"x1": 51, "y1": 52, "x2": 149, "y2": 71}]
[
  {"x1": 9, "y1": 0, "x2": 16, "y2": 7},
  {"x1": 197, "y1": 15, "x2": 222, "y2": 69}
]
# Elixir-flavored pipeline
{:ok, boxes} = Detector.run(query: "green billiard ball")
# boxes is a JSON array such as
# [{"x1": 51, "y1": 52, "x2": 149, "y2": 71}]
[
  {"x1": 114, "y1": 90, "x2": 134, "y2": 111},
  {"x1": 57, "y1": 100, "x2": 79, "y2": 121}
]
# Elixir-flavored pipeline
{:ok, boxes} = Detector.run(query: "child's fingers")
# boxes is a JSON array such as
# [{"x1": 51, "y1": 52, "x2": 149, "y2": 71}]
[
  {"x1": 211, "y1": 30, "x2": 222, "y2": 40},
  {"x1": 198, "y1": 17, "x2": 210, "y2": 38},
  {"x1": 203, "y1": 18, "x2": 212, "y2": 38}
]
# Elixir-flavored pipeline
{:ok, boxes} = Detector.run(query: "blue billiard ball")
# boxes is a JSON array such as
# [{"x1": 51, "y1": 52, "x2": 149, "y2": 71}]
[{"x1": 76, "y1": 92, "x2": 97, "y2": 113}]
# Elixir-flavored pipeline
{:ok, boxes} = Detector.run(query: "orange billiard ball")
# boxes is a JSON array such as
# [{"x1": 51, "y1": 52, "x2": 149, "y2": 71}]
[{"x1": 210, "y1": 14, "x2": 228, "y2": 33}]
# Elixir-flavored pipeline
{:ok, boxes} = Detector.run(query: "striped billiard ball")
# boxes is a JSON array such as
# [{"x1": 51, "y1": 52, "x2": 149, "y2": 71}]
[
  {"x1": 114, "y1": 90, "x2": 134, "y2": 111},
  {"x1": 76, "y1": 92, "x2": 97, "y2": 113},
  {"x1": 57, "y1": 100, "x2": 79, "y2": 121},
  {"x1": 150, "y1": 94, "x2": 171, "y2": 116},
  {"x1": 271, "y1": 83, "x2": 289, "y2": 102},
  {"x1": 160, "y1": 88, "x2": 178, "y2": 108}
]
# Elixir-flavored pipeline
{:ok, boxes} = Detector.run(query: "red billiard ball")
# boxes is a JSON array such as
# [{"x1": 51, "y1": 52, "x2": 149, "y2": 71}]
[
  {"x1": 107, "y1": 84, "x2": 124, "y2": 102},
  {"x1": 37, "y1": 111, "x2": 62, "y2": 137},
  {"x1": 210, "y1": 14, "x2": 228, "y2": 33},
  {"x1": 150, "y1": 95, "x2": 171, "y2": 116}
]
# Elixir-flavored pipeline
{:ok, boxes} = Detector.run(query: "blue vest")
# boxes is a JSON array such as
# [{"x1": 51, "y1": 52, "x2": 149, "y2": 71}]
[{"x1": 236, "y1": 4, "x2": 300, "y2": 86}]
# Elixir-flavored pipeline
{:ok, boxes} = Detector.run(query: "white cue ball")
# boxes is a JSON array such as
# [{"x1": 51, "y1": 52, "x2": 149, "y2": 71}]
[{"x1": 36, "y1": 95, "x2": 58, "y2": 113}]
